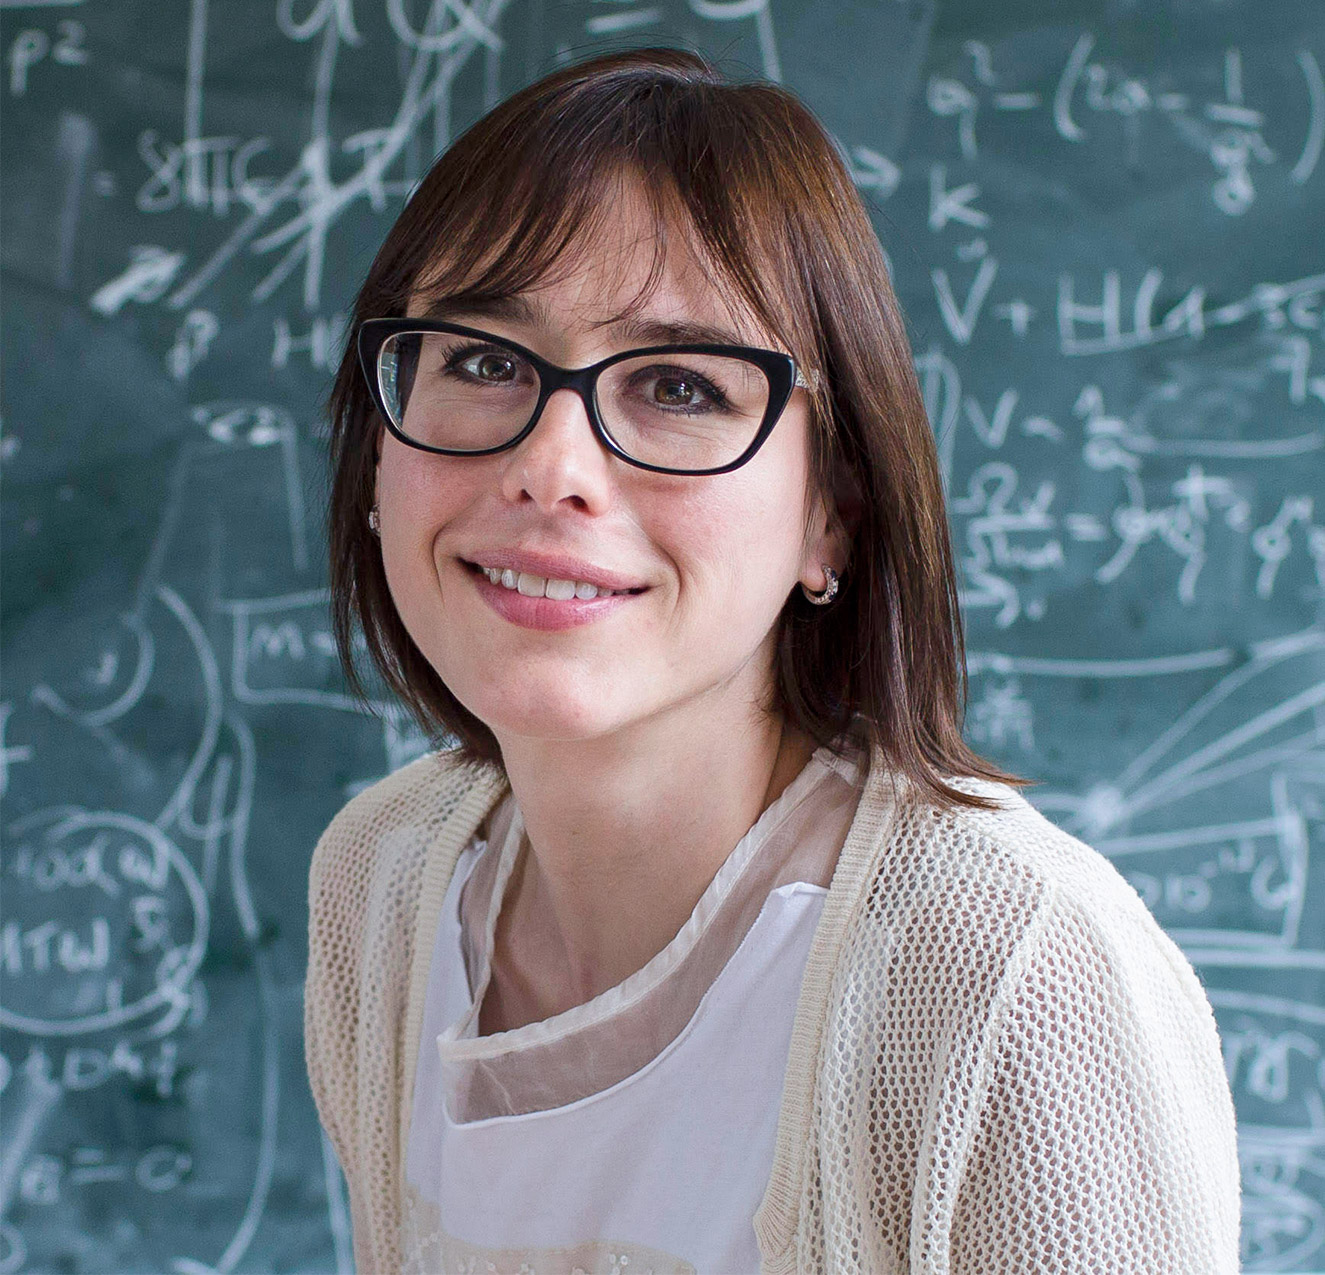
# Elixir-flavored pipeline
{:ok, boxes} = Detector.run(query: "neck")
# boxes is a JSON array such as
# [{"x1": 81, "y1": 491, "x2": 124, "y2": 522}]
[{"x1": 489, "y1": 688, "x2": 814, "y2": 1022}]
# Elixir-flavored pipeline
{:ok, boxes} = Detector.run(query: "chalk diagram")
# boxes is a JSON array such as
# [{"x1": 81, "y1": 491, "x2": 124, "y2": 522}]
[
  {"x1": 963, "y1": 630, "x2": 1325, "y2": 1270},
  {"x1": 1, "y1": 0, "x2": 1322, "y2": 1270},
  {"x1": 915, "y1": 27, "x2": 1325, "y2": 1271},
  {"x1": 1, "y1": 1, "x2": 791, "y2": 1271},
  {"x1": 0, "y1": 421, "x2": 361, "y2": 1273}
]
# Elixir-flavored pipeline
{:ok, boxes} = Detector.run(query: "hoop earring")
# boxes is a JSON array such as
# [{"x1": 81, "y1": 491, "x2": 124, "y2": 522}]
[
  {"x1": 368, "y1": 506, "x2": 381, "y2": 535},
  {"x1": 801, "y1": 565, "x2": 839, "y2": 606}
]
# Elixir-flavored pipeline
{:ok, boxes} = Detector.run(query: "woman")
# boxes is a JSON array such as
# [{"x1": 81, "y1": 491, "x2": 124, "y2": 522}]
[{"x1": 306, "y1": 47, "x2": 1241, "y2": 1274}]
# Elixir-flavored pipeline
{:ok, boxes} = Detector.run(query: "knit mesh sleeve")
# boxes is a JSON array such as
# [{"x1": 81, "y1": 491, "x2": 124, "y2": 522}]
[
  {"x1": 304, "y1": 753, "x2": 505, "y2": 1274},
  {"x1": 304, "y1": 785, "x2": 378, "y2": 1272},
  {"x1": 945, "y1": 895, "x2": 1242, "y2": 1273},
  {"x1": 783, "y1": 786, "x2": 1242, "y2": 1274}
]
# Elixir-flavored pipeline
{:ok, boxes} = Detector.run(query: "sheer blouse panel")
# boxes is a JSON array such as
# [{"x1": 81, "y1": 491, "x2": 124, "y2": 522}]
[{"x1": 440, "y1": 744, "x2": 865, "y2": 1122}]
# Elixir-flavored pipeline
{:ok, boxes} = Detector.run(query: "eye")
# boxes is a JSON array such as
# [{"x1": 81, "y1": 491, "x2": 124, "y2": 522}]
[
  {"x1": 632, "y1": 364, "x2": 729, "y2": 413},
  {"x1": 458, "y1": 350, "x2": 520, "y2": 383},
  {"x1": 653, "y1": 372, "x2": 704, "y2": 406},
  {"x1": 428, "y1": 339, "x2": 531, "y2": 386}
]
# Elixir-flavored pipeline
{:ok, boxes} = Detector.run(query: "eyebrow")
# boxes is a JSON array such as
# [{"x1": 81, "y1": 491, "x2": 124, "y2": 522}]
[{"x1": 421, "y1": 294, "x2": 757, "y2": 350}]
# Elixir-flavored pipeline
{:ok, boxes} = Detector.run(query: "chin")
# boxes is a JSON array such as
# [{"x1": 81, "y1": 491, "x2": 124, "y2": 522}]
[{"x1": 458, "y1": 681, "x2": 629, "y2": 747}]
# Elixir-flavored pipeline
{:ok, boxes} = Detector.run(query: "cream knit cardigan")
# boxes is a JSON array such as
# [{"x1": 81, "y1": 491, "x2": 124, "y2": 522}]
[{"x1": 304, "y1": 746, "x2": 1241, "y2": 1273}]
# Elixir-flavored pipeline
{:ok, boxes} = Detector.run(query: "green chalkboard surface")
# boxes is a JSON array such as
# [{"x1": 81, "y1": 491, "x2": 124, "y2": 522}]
[{"x1": 2, "y1": 1, "x2": 1323, "y2": 1270}]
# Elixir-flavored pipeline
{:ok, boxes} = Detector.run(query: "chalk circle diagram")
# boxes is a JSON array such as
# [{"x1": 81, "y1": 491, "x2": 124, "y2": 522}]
[{"x1": 0, "y1": 809, "x2": 209, "y2": 1038}]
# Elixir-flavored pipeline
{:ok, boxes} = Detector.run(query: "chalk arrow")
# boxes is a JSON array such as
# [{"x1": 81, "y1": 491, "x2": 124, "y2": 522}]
[{"x1": 90, "y1": 246, "x2": 186, "y2": 316}]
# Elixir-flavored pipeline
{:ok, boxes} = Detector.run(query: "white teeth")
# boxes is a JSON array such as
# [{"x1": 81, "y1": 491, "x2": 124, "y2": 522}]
[{"x1": 476, "y1": 564, "x2": 631, "y2": 599}]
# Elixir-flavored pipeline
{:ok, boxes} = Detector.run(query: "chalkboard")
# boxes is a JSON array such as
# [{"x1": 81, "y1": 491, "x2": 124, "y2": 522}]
[{"x1": 2, "y1": 1, "x2": 1322, "y2": 1270}]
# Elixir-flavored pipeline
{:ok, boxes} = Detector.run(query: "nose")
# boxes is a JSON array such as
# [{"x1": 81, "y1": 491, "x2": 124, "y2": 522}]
[{"x1": 498, "y1": 386, "x2": 613, "y2": 514}]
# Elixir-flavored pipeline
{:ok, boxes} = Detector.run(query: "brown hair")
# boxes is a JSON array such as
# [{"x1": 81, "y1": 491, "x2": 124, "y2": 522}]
[{"x1": 327, "y1": 46, "x2": 1018, "y2": 808}]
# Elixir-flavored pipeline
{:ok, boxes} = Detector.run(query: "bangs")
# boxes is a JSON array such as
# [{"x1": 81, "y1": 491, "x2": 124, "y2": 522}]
[
  {"x1": 392, "y1": 82, "x2": 812, "y2": 368},
  {"x1": 410, "y1": 163, "x2": 681, "y2": 331}
]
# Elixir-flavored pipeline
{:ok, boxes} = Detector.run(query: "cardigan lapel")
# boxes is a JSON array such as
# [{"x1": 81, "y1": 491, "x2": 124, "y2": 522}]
[
  {"x1": 753, "y1": 745, "x2": 903, "y2": 1272},
  {"x1": 397, "y1": 760, "x2": 509, "y2": 1173}
]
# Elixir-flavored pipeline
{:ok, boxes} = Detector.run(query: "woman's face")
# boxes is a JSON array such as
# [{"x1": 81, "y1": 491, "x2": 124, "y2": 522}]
[{"x1": 375, "y1": 182, "x2": 843, "y2": 751}]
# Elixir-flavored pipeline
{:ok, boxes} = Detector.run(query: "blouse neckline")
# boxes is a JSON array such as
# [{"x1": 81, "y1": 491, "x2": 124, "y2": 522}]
[{"x1": 437, "y1": 743, "x2": 851, "y2": 1061}]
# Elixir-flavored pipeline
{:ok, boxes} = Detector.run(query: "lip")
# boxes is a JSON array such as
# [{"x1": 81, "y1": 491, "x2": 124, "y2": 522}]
[
  {"x1": 459, "y1": 550, "x2": 647, "y2": 594},
  {"x1": 467, "y1": 566, "x2": 640, "y2": 632}
]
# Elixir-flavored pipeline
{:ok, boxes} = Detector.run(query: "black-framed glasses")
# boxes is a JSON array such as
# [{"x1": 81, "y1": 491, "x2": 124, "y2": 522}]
[{"x1": 357, "y1": 318, "x2": 817, "y2": 476}]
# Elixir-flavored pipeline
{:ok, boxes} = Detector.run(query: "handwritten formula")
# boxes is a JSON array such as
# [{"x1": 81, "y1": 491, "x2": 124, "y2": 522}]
[{"x1": 1, "y1": 1, "x2": 1322, "y2": 1271}]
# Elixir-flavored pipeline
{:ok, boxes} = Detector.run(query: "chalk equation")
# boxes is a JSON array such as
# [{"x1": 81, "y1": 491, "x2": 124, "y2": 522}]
[{"x1": 2, "y1": 0, "x2": 1322, "y2": 1270}]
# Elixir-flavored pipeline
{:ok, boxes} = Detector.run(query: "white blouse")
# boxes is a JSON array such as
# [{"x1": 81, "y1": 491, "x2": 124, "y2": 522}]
[{"x1": 402, "y1": 744, "x2": 866, "y2": 1274}]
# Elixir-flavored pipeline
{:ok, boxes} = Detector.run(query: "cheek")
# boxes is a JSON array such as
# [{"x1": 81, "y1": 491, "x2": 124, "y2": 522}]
[
  {"x1": 374, "y1": 441, "x2": 474, "y2": 626},
  {"x1": 377, "y1": 434, "x2": 508, "y2": 554},
  {"x1": 656, "y1": 435, "x2": 812, "y2": 616},
  {"x1": 376, "y1": 436, "x2": 460, "y2": 524}
]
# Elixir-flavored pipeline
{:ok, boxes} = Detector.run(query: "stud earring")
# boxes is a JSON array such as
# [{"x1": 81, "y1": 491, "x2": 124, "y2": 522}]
[
  {"x1": 368, "y1": 506, "x2": 381, "y2": 535},
  {"x1": 801, "y1": 565, "x2": 839, "y2": 606}
]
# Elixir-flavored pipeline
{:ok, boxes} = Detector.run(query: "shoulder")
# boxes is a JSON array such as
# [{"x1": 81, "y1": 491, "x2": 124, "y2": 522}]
[
  {"x1": 309, "y1": 749, "x2": 504, "y2": 897},
  {"x1": 858, "y1": 783, "x2": 1240, "y2": 1267},
  {"x1": 306, "y1": 750, "x2": 507, "y2": 990},
  {"x1": 853, "y1": 770, "x2": 1215, "y2": 1025},
  {"x1": 877, "y1": 774, "x2": 1154, "y2": 929},
  {"x1": 303, "y1": 747, "x2": 505, "y2": 1072},
  {"x1": 835, "y1": 768, "x2": 1229, "y2": 1109}
]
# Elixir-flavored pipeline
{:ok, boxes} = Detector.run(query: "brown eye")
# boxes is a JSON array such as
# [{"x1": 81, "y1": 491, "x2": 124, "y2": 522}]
[
  {"x1": 465, "y1": 352, "x2": 518, "y2": 382},
  {"x1": 653, "y1": 375, "x2": 702, "y2": 406}
]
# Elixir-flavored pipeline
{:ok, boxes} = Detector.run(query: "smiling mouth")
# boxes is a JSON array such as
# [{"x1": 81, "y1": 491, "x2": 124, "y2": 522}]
[{"x1": 461, "y1": 560, "x2": 646, "y2": 601}]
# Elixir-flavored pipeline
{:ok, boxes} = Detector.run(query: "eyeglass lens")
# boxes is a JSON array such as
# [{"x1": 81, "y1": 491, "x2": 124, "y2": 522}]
[{"x1": 379, "y1": 331, "x2": 773, "y2": 471}]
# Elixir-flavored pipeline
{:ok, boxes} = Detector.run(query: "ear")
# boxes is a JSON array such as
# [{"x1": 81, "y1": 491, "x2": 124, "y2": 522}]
[{"x1": 802, "y1": 457, "x2": 860, "y2": 589}]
